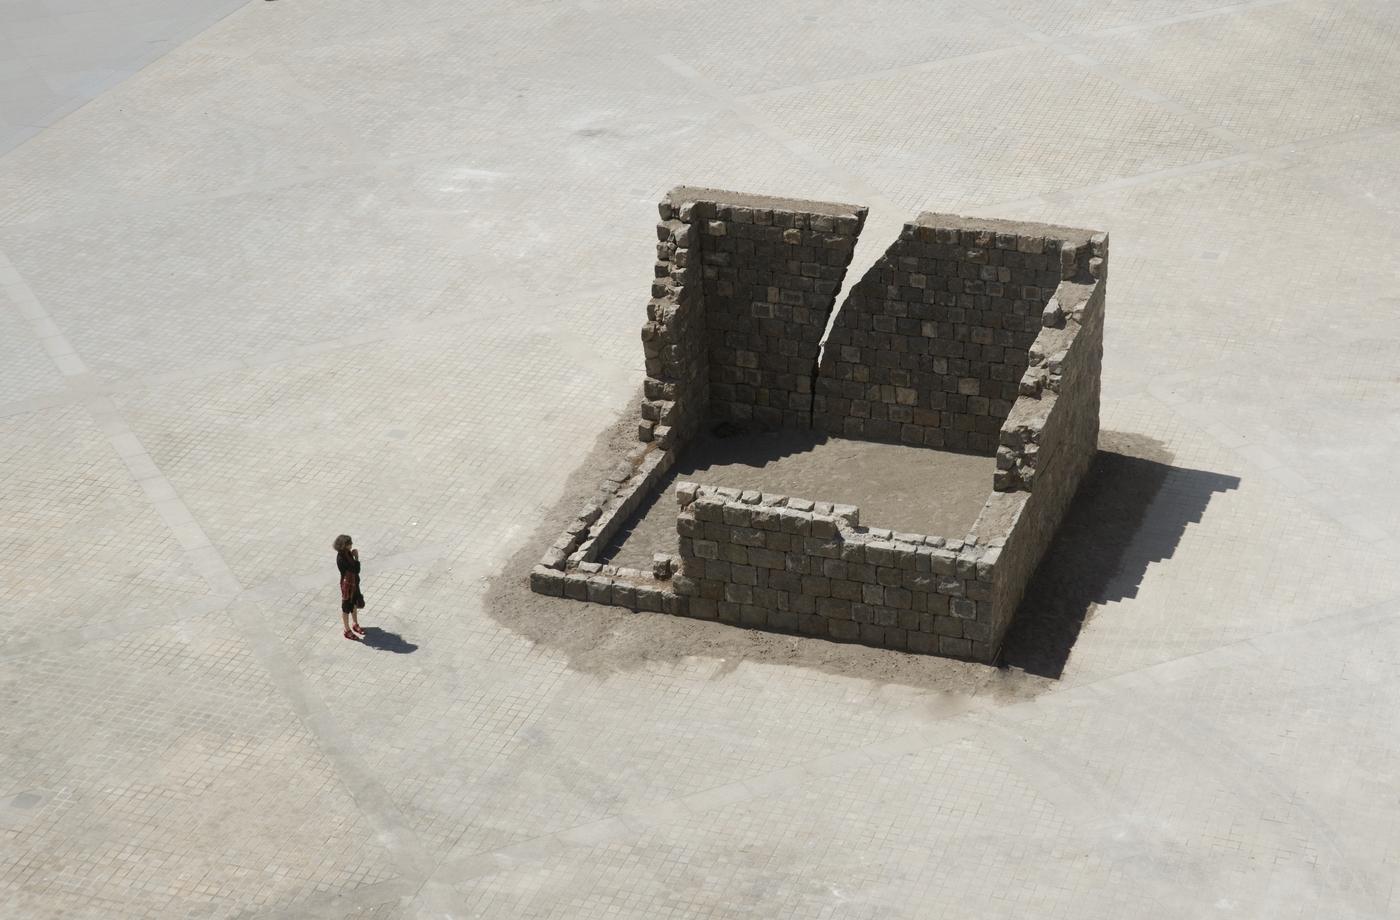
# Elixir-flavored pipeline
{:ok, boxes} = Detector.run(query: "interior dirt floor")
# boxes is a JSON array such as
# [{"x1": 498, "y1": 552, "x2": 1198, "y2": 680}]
[{"x1": 602, "y1": 430, "x2": 996, "y2": 570}]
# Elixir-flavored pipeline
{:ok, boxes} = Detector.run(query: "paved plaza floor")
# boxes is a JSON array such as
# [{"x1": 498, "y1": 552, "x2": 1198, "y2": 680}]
[
  {"x1": 0, "y1": 0, "x2": 247, "y2": 155},
  {"x1": 2, "y1": 0, "x2": 1400, "y2": 917}
]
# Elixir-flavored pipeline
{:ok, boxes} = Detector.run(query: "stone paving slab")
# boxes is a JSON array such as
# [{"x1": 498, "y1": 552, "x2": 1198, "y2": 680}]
[{"x1": 1, "y1": 0, "x2": 1399, "y2": 918}]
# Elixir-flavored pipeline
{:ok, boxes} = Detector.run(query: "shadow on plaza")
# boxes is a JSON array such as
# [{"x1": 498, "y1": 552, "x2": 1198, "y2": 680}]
[
  {"x1": 998, "y1": 431, "x2": 1240, "y2": 679},
  {"x1": 358, "y1": 627, "x2": 417, "y2": 654}
]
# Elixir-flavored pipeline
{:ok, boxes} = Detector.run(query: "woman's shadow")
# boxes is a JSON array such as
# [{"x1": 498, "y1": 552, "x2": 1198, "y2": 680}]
[{"x1": 358, "y1": 627, "x2": 418, "y2": 654}]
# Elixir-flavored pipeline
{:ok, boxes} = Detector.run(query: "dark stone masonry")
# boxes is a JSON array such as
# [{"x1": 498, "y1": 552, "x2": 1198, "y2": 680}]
[{"x1": 531, "y1": 186, "x2": 1107, "y2": 664}]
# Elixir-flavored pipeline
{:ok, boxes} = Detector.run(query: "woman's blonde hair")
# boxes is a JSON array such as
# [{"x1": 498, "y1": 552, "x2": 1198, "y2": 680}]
[{"x1": 333, "y1": 534, "x2": 353, "y2": 553}]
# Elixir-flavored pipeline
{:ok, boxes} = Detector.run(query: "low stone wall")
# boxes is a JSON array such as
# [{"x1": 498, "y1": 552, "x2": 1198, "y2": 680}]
[
  {"x1": 532, "y1": 441, "x2": 680, "y2": 586},
  {"x1": 995, "y1": 276, "x2": 1104, "y2": 494},
  {"x1": 814, "y1": 214, "x2": 1097, "y2": 455},
  {"x1": 674, "y1": 485, "x2": 1002, "y2": 659}
]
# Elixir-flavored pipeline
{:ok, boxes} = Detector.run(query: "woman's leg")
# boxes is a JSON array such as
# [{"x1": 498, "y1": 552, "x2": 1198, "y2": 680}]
[{"x1": 342, "y1": 609, "x2": 354, "y2": 636}]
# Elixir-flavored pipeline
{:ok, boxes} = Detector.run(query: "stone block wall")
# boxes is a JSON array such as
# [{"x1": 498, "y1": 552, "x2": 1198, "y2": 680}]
[
  {"x1": 976, "y1": 236, "x2": 1107, "y2": 641},
  {"x1": 995, "y1": 275, "x2": 1105, "y2": 494},
  {"x1": 536, "y1": 442, "x2": 680, "y2": 574},
  {"x1": 640, "y1": 199, "x2": 707, "y2": 449},
  {"x1": 814, "y1": 214, "x2": 1097, "y2": 454},
  {"x1": 695, "y1": 190, "x2": 865, "y2": 430},
  {"x1": 673, "y1": 485, "x2": 1003, "y2": 660},
  {"x1": 641, "y1": 187, "x2": 866, "y2": 442},
  {"x1": 535, "y1": 189, "x2": 1109, "y2": 665}
]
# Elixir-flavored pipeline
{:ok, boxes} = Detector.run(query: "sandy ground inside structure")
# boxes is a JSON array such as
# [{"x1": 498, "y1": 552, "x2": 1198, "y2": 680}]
[
  {"x1": 602, "y1": 431, "x2": 996, "y2": 570},
  {"x1": 487, "y1": 395, "x2": 1178, "y2": 690},
  {"x1": 485, "y1": 396, "x2": 1036, "y2": 695}
]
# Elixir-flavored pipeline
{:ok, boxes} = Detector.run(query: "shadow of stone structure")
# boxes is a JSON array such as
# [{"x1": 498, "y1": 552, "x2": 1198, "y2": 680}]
[
  {"x1": 530, "y1": 186, "x2": 1110, "y2": 664},
  {"x1": 999, "y1": 434, "x2": 1240, "y2": 677}
]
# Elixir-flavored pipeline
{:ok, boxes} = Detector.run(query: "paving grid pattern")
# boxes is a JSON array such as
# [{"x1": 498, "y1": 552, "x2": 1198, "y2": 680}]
[{"x1": 1, "y1": 0, "x2": 1399, "y2": 917}]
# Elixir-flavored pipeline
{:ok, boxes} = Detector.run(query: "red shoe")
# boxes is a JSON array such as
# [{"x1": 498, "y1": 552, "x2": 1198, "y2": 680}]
[
  {"x1": 344, "y1": 629, "x2": 358, "y2": 640},
  {"x1": 353, "y1": 624, "x2": 365, "y2": 636}
]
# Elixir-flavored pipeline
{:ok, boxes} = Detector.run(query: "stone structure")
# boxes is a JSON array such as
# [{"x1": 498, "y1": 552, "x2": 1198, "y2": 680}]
[
  {"x1": 814, "y1": 215, "x2": 1095, "y2": 455},
  {"x1": 531, "y1": 187, "x2": 1107, "y2": 663},
  {"x1": 643, "y1": 188, "x2": 866, "y2": 446},
  {"x1": 673, "y1": 486, "x2": 998, "y2": 657}
]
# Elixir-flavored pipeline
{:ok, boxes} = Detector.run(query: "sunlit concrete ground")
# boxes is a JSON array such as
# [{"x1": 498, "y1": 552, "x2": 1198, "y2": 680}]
[{"x1": 2, "y1": 1, "x2": 1400, "y2": 917}]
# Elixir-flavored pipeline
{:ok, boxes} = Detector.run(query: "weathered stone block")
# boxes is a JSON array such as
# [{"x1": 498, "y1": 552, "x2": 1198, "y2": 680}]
[{"x1": 529, "y1": 566, "x2": 565, "y2": 597}]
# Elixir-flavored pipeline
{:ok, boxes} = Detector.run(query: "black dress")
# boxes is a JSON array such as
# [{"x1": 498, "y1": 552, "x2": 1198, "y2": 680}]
[{"x1": 337, "y1": 552, "x2": 365, "y2": 613}]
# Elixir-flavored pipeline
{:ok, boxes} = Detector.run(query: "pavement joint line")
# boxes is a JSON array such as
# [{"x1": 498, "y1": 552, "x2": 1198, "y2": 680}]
[
  {"x1": 976, "y1": 722, "x2": 1213, "y2": 902},
  {"x1": 572, "y1": 0, "x2": 907, "y2": 276},
  {"x1": 648, "y1": 49, "x2": 900, "y2": 218},
  {"x1": 1080, "y1": 0, "x2": 1302, "y2": 38},
  {"x1": 225, "y1": 595, "x2": 440, "y2": 882},
  {"x1": 0, "y1": 541, "x2": 450, "y2": 665},
  {"x1": 0, "y1": 92, "x2": 720, "y2": 236},
  {"x1": 1269, "y1": 126, "x2": 1400, "y2": 227},
  {"x1": 583, "y1": 0, "x2": 921, "y2": 328},
  {"x1": 251, "y1": 877, "x2": 418, "y2": 920},
  {"x1": 976, "y1": 715, "x2": 1135, "y2": 835},
  {"x1": 1150, "y1": 362, "x2": 1400, "y2": 544},
  {"x1": 1144, "y1": 387, "x2": 1400, "y2": 548},
  {"x1": 83, "y1": 397, "x2": 245, "y2": 591},
  {"x1": 430, "y1": 593, "x2": 1400, "y2": 887},
  {"x1": 0, "y1": 277, "x2": 630, "y2": 419},
  {"x1": 990, "y1": 621, "x2": 1400, "y2": 906},
  {"x1": 0, "y1": 242, "x2": 440, "y2": 890},
  {"x1": 978, "y1": 114, "x2": 1400, "y2": 223},
  {"x1": 0, "y1": 593, "x2": 236, "y2": 663},
  {"x1": 0, "y1": 256, "x2": 89, "y2": 378},
  {"x1": 965, "y1": 0, "x2": 1257, "y2": 155},
  {"x1": 1114, "y1": 685, "x2": 1388, "y2": 913},
  {"x1": 0, "y1": 256, "x2": 248, "y2": 597},
  {"x1": 638, "y1": 43, "x2": 908, "y2": 312},
  {"x1": 731, "y1": 0, "x2": 1299, "y2": 107},
  {"x1": 735, "y1": 42, "x2": 1040, "y2": 104}
]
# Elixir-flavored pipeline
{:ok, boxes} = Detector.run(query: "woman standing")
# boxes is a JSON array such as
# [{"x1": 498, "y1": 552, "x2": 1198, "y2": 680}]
[{"x1": 334, "y1": 534, "x2": 366, "y2": 640}]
